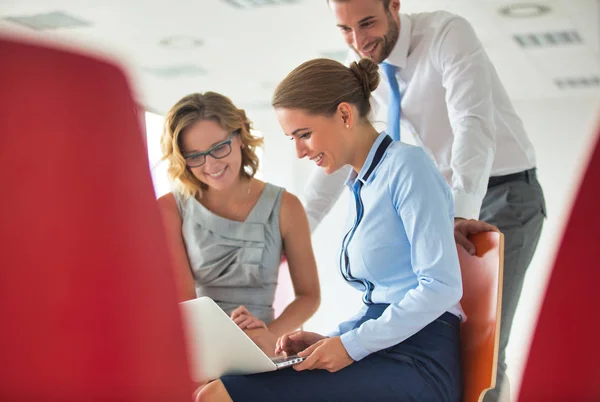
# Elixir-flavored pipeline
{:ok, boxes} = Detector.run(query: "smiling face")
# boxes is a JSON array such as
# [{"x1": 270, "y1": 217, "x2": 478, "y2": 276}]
[
  {"x1": 179, "y1": 119, "x2": 243, "y2": 191},
  {"x1": 276, "y1": 107, "x2": 350, "y2": 175},
  {"x1": 331, "y1": 0, "x2": 400, "y2": 64}
]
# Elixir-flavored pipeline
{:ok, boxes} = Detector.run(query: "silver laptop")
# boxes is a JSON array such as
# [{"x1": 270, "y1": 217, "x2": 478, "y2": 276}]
[{"x1": 179, "y1": 297, "x2": 305, "y2": 382}]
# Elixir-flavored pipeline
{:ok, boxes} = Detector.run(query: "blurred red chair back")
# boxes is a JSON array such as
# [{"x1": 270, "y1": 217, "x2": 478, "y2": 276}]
[
  {"x1": 0, "y1": 38, "x2": 192, "y2": 401},
  {"x1": 518, "y1": 130, "x2": 600, "y2": 401}
]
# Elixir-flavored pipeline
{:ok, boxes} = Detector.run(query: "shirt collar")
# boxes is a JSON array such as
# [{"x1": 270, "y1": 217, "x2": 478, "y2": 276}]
[
  {"x1": 345, "y1": 132, "x2": 393, "y2": 188},
  {"x1": 382, "y1": 13, "x2": 411, "y2": 69}
]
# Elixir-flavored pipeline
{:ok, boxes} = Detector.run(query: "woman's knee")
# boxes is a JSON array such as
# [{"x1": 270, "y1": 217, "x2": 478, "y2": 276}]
[{"x1": 196, "y1": 380, "x2": 232, "y2": 402}]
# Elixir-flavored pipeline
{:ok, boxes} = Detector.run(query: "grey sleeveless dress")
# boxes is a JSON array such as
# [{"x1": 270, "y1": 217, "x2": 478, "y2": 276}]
[{"x1": 174, "y1": 183, "x2": 284, "y2": 324}]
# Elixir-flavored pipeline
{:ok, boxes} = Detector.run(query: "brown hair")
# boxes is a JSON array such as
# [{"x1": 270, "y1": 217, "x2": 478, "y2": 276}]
[
  {"x1": 327, "y1": 0, "x2": 391, "y2": 10},
  {"x1": 160, "y1": 92, "x2": 263, "y2": 197},
  {"x1": 272, "y1": 58, "x2": 379, "y2": 118}
]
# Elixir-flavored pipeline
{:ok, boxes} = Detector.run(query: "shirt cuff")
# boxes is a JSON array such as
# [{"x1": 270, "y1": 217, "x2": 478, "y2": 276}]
[
  {"x1": 340, "y1": 330, "x2": 370, "y2": 362},
  {"x1": 452, "y1": 191, "x2": 482, "y2": 220},
  {"x1": 326, "y1": 329, "x2": 340, "y2": 338}
]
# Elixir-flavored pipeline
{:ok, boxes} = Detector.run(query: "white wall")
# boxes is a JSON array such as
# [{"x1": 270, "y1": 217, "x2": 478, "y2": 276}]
[{"x1": 145, "y1": 111, "x2": 171, "y2": 198}]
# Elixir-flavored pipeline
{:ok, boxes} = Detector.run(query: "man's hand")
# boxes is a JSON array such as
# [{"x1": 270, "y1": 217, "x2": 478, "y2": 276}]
[
  {"x1": 294, "y1": 336, "x2": 354, "y2": 373},
  {"x1": 275, "y1": 330, "x2": 326, "y2": 357},
  {"x1": 454, "y1": 218, "x2": 499, "y2": 255}
]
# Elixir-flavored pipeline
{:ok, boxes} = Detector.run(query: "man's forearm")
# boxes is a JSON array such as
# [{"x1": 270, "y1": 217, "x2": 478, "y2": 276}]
[{"x1": 303, "y1": 164, "x2": 349, "y2": 232}]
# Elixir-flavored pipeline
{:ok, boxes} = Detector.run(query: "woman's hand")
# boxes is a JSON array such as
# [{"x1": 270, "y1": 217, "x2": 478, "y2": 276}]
[
  {"x1": 294, "y1": 336, "x2": 354, "y2": 373},
  {"x1": 230, "y1": 305, "x2": 267, "y2": 330},
  {"x1": 275, "y1": 330, "x2": 326, "y2": 357}
]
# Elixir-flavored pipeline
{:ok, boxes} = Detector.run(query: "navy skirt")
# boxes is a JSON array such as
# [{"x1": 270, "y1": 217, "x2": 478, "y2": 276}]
[{"x1": 221, "y1": 304, "x2": 462, "y2": 402}]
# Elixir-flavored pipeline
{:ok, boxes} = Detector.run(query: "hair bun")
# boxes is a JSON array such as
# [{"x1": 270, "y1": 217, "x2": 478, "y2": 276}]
[{"x1": 349, "y1": 58, "x2": 380, "y2": 97}]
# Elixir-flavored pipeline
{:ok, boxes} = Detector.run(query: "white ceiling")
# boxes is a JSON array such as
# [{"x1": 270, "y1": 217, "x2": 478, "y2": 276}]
[{"x1": 1, "y1": 0, "x2": 599, "y2": 117}]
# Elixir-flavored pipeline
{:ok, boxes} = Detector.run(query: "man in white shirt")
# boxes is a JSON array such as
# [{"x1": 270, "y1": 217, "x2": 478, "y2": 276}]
[{"x1": 305, "y1": 1, "x2": 547, "y2": 400}]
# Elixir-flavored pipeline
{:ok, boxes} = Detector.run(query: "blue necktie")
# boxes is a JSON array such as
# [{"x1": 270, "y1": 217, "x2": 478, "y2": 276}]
[{"x1": 380, "y1": 62, "x2": 401, "y2": 141}]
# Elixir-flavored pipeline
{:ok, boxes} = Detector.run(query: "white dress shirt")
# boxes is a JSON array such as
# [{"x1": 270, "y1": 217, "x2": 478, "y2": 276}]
[{"x1": 304, "y1": 11, "x2": 536, "y2": 229}]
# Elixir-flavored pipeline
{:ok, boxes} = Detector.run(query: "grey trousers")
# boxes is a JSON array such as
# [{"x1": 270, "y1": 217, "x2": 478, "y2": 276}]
[{"x1": 480, "y1": 169, "x2": 546, "y2": 402}]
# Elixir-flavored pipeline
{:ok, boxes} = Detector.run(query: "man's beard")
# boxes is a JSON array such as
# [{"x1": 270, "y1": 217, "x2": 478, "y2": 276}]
[
  {"x1": 378, "y1": 12, "x2": 399, "y2": 63},
  {"x1": 352, "y1": 12, "x2": 399, "y2": 64}
]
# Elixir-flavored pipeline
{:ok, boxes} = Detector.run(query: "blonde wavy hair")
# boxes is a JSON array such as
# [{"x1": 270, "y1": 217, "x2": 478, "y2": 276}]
[{"x1": 160, "y1": 92, "x2": 263, "y2": 197}]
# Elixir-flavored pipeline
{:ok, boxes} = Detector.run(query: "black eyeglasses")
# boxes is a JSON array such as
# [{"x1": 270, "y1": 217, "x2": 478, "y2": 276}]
[{"x1": 184, "y1": 131, "x2": 237, "y2": 168}]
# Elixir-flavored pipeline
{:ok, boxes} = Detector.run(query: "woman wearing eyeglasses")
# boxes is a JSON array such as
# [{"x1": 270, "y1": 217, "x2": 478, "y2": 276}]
[{"x1": 157, "y1": 92, "x2": 320, "y2": 358}]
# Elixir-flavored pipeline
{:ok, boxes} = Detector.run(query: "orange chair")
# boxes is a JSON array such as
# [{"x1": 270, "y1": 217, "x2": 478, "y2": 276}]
[
  {"x1": 517, "y1": 130, "x2": 600, "y2": 400},
  {"x1": 0, "y1": 37, "x2": 192, "y2": 400},
  {"x1": 458, "y1": 232, "x2": 505, "y2": 402}
]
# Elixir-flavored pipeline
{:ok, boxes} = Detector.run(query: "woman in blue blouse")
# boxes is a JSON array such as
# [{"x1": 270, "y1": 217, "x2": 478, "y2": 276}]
[{"x1": 198, "y1": 58, "x2": 465, "y2": 401}]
